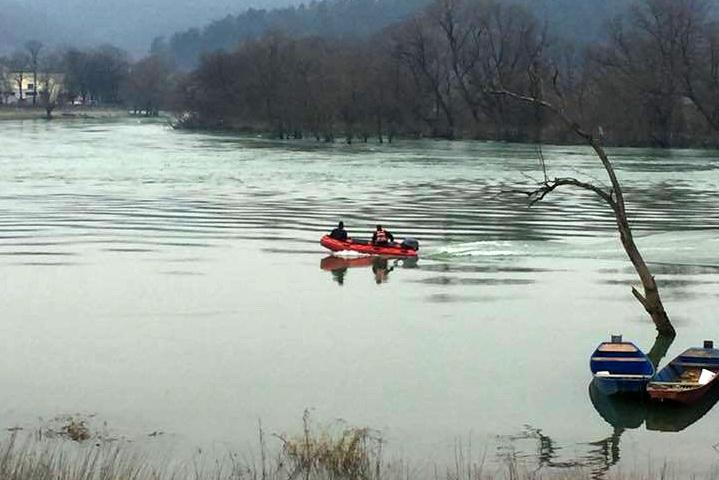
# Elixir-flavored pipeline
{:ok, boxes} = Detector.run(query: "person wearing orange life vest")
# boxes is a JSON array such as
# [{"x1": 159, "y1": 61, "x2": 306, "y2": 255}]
[{"x1": 371, "y1": 224, "x2": 394, "y2": 246}]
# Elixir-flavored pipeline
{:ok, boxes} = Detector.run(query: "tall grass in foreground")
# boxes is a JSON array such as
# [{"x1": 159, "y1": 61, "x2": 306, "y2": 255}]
[{"x1": 0, "y1": 413, "x2": 716, "y2": 480}]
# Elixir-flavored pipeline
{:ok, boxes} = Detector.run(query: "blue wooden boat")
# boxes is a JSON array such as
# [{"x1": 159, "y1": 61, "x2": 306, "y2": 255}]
[
  {"x1": 590, "y1": 336, "x2": 655, "y2": 396},
  {"x1": 647, "y1": 341, "x2": 719, "y2": 404}
]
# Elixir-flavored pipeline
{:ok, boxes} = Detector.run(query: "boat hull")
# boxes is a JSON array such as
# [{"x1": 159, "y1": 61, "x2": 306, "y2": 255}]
[
  {"x1": 320, "y1": 235, "x2": 418, "y2": 257},
  {"x1": 589, "y1": 340, "x2": 655, "y2": 396},
  {"x1": 593, "y1": 376, "x2": 650, "y2": 396},
  {"x1": 647, "y1": 383, "x2": 716, "y2": 404},
  {"x1": 647, "y1": 346, "x2": 719, "y2": 405}
]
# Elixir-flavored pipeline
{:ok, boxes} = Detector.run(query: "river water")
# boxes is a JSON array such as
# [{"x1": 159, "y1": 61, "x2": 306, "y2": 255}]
[{"x1": 1, "y1": 119, "x2": 719, "y2": 477}]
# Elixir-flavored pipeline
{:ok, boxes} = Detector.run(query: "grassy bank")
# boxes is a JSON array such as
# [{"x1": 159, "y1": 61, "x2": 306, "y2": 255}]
[
  {"x1": 0, "y1": 106, "x2": 132, "y2": 121},
  {"x1": 0, "y1": 414, "x2": 715, "y2": 480}
]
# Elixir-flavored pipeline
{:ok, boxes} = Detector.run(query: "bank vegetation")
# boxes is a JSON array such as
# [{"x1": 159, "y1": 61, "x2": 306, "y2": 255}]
[
  {"x1": 0, "y1": 413, "x2": 713, "y2": 480},
  {"x1": 173, "y1": 0, "x2": 719, "y2": 147},
  {"x1": 2, "y1": 0, "x2": 718, "y2": 147}
]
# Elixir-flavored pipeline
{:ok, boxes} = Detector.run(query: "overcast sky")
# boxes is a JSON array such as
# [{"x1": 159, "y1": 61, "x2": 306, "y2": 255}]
[{"x1": 0, "y1": 0, "x2": 296, "y2": 55}]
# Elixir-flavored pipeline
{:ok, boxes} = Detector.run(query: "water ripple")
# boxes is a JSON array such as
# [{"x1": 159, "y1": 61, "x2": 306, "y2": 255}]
[{"x1": 1, "y1": 122, "x2": 718, "y2": 265}]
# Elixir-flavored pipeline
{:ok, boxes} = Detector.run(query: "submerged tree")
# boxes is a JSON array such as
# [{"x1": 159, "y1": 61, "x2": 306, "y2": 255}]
[
  {"x1": 121, "y1": 55, "x2": 174, "y2": 116},
  {"x1": 492, "y1": 68, "x2": 676, "y2": 336}
]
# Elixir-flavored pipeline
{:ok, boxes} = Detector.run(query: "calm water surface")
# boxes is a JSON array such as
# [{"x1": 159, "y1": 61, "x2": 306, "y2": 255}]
[{"x1": 1, "y1": 119, "x2": 719, "y2": 477}]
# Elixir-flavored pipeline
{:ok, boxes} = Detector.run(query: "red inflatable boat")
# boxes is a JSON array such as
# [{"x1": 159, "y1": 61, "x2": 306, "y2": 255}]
[{"x1": 320, "y1": 235, "x2": 418, "y2": 257}]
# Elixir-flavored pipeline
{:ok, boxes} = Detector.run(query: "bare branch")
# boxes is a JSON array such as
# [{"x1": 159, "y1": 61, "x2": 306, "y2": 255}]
[
  {"x1": 536, "y1": 144, "x2": 549, "y2": 182},
  {"x1": 487, "y1": 88, "x2": 593, "y2": 141},
  {"x1": 505, "y1": 176, "x2": 615, "y2": 208},
  {"x1": 488, "y1": 79, "x2": 675, "y2": 335}
]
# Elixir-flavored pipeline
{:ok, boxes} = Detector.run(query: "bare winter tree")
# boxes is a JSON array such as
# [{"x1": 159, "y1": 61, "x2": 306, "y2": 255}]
[
  {"x1": 122, "y1": 55, "x2": 173, "y2": 116},
  {"x1": 676, "y1": 0, "x2": 719, "y2": 132},
  {"x1": 407, "y1": 0, "x2": 547, "y2": 140},
  {"x1": 0, "y1": 72, "x2": 12, "y2": 104},
  {"x1": 173, "y1": 0, "x2": 717, "y2": 145},
  {"x1": 25, "y1": 40, "x2": 43, "y2": 106},
  {"x1": 393, "y1": 15, "x2": 457, "y2": 138},
  {"x1": 492, "y1": 69, "x2": 676, "y2": 336},
  {"x1": 38, "y1": 72, "x2": 62, "y2": 119},
  {"x1": 9, "y1": 51, "x2": 30, "y2": 103}
]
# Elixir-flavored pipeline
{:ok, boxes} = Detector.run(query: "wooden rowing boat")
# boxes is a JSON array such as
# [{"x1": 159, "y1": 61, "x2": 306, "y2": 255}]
[
  {"x1": 590, "y1": 336, "x2": 655, "y2": 396},
  {"x1": 647, "y1": 341, "x2": 719, "y2": 404}
]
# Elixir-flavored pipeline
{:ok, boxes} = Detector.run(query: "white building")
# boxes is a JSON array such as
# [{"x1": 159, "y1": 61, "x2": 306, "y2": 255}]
[{"x1": 1, "y1": 67, "x2": 65, "y2": 105}]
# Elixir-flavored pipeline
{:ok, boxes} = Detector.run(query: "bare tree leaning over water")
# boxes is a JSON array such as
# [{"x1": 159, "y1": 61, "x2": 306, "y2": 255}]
[{"x1": 490, "y1": 68, "x2": 676, "y2": 337}]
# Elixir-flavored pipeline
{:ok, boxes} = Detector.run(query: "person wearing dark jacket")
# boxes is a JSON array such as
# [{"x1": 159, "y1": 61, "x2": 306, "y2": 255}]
[
  {"x1": 371, "y1": 225, "x2": 394, "y2": 246},
  {"x1": 329, "y1": 221, "x2": 348, "y2": 241}
]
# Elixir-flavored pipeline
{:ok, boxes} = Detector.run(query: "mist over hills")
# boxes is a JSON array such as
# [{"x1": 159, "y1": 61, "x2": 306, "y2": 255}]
[
  {"x1": 0, "y1": 1, "x2": 68, "y2": 51},
  {"x1": 521, "y1": 0, "x2": 627, "y2": 42},
  {"x1": 0, "y1": 0, "x2": 293, "y2": 55},
  {"x1": 1, "y1": 0, "x2": 716, "y2": 61},
  {"x1": 162, "y1": 0, "x2": 431, "y2": 68},
  {"x1": 162, "y1": 0, "x2": 633, "y2": 69}
]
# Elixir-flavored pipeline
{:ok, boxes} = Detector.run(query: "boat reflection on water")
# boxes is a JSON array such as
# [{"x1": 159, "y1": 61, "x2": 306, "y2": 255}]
[
  {"x1": 320, "y1": 255, "x2": 418, "y2": 286},
  {"x1": 589, "y1": 380, "x2": 719, "y2": 433},
  {"x1": 589, "y1": 382, "x2": 646, "y2": 430},
  {"x1": 585, "y1": 380, "x2": 719, "y2": 478},
  {"x1": 498, "y1": 335, "x2": 719, "y2": 480}
]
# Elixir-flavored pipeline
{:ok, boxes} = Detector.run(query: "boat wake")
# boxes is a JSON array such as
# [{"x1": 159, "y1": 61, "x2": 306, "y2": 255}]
[
  {"x1": 425, "y1": 240, "x2": 537, "y2": 259},
  {"x1": 424, "y1": 231, "x2": 719, "y2": 267},
  {"x1": 330, "y1": 249, "x2": 372, "y2": 258}
]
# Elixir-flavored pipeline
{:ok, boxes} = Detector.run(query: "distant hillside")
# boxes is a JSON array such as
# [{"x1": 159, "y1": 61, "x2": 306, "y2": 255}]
[
  {"x1": 164, "y1": 0, "x2": 432, "y2": 69},
  {"x1": 0, "y1": 1, "x2": 69, "y2": 54},
  {"x1": 522, "y1": 0, "x2": 627, "y2": 43},
  {"x1": 163, "y1": 0, "x2": 718, "y2": 70},
  {"x1": 0, "y1": 0, "x2": 295, "y2": 56}
]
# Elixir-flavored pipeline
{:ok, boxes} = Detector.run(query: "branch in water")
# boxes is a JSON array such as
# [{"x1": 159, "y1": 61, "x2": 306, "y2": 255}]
[{"x1": 503, "y1": 176, "x2": 615, "y2": 208}]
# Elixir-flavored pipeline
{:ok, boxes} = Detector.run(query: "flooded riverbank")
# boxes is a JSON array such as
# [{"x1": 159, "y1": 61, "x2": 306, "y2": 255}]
[{"x1": 1, "y1": 119, "x2": 719, "y2": 477}]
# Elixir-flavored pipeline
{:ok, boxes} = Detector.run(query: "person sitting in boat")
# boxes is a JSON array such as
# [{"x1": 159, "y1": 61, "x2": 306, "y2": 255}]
[
  {"x1": 329, "y1": 221, "x2": 348, "y2": 241},
  {"x1": 371, "y1": 225, "x2": 394, "y2": 246}
]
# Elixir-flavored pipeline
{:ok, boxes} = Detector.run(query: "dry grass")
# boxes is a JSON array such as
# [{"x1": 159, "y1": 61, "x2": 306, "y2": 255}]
[
  {"x1": 0, "y1": 106, "x2": 129, "y2": 121},
  {"x1": 275, "y1": 410, "x2": 383, "y2": 480},
  {"x1": 0, "y1": 435, "x2": 149, "y2": 480},
  {"x1": 0, "y1": 413, "x2": 715, "y2": 480}
]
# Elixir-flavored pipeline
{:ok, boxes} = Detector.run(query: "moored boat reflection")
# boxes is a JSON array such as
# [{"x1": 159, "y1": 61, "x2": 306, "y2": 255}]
[
  {"x1": 589, "y1": 379, "x2": 719, "y2": 433},
  {"x1": 589, "y1": 381, "x2": 647, "y2": 430},
  {"x1": 646, "y1": 386, "x2": 719, "y2": 432}
]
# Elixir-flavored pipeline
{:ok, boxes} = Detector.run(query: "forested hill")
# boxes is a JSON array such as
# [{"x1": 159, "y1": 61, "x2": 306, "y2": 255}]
[
  {"x1": 520, "y1": 0, "x2": 626, "y2": 43},
  {"x1": 0, "y1": 0, "x2": 293, "y2": 56},
  {"x1": 162, "y1": 0, "x2": 634, "y2": 69},
  {"x1": 161, "y1": 0, "x2": 431, "y2": 69}
]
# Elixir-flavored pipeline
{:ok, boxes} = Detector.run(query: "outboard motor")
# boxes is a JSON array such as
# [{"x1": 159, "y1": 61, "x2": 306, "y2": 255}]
[{"x1": 401, "y1": 238, "x2": 420, "y2": 251}]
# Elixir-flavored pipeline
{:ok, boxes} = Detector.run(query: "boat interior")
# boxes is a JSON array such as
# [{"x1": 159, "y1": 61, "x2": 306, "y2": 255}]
[
  {"x1": 651, "y1": 359, "x2": 719, "y2": 389},
  {"x1": 591, "y1": 343, "x2": 654, "y2": 378}
]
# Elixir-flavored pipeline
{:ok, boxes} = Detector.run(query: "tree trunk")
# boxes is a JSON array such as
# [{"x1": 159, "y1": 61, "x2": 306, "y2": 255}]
[
  {"x1": 377, "y1": 114, "x2": 383, "y2": 144},
  {"x1": 590, "y1": 138, "x2": 675, "y2": 337},
  {"x1": 490, "y1": 88, "x2": 676, "y2": 336},
  {"x1": 616, "y1": 214, "x2": 674, "y2": 335}
]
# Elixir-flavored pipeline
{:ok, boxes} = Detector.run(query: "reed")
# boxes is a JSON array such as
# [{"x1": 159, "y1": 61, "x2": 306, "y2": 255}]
[{"x1": 0, "y1": 414, "x2": 714, "y2": 480}]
